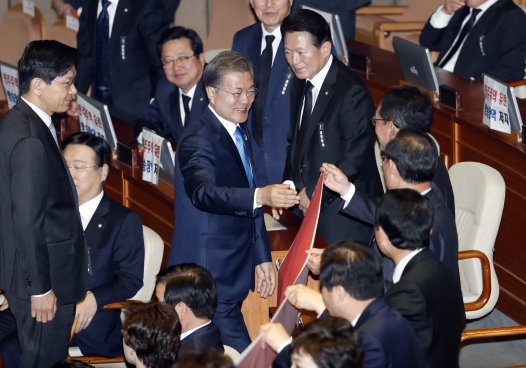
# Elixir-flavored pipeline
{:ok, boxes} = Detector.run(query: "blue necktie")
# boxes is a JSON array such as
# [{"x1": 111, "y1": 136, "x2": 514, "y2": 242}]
[
  {"x1": 95, "y1": 0, "x2": 111, "y2": 102},
  {"x1": 233, "y1": 126, "x2": 254, "y2": 188}
]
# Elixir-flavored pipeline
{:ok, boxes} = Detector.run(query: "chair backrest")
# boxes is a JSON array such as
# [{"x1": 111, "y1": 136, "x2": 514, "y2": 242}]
[
  {"x1": 204, "y1": 48, "x2": 231, "y2": 63},
  {"x1": 46, "y1": 19, "x2": 77, "y2": 48},
  {"x1": 204, "y1": 0, "x2": 256, "y2": 51},
  {"x1": 0, "y1": 4, "x2": 45, "y2": 101},
  {"x1": 130, "y1": 225, "x2": 164, "y2": 302},
  {"x1": 449, "y1": 162, "x2": 505, "y2": 319},
  {"x1": 224, "y1": 345, "x2": 241, "y2": 361},
  {"x1": 385, "y1": 0, "x2": 443, "y2": 21}
]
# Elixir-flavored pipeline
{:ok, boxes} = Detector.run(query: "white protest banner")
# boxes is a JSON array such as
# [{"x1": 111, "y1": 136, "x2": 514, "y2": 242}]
[
  {"x1": 0, "y1": 65, "x2": 19, "y2": 109},
  {"x1": 142, "y1": 129, "x2": 163, "y2": 185},
  {"x1": 66, "y1": 15, "x2": 80, "y2": 32},
  {"x1": 77, "y1": 94, "x2": 106, "y2": 139},
  {"x1": 22, "y1": 0, "x2": 35, "y2": 17},
  {"x1": 483, "y1": 75, "x2": 511, "y2": 134}
]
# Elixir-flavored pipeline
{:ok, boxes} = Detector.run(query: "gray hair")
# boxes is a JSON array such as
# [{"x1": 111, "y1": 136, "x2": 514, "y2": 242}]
[{"x1": 203, "y1": 51, "x2": 254, "y2": 90}]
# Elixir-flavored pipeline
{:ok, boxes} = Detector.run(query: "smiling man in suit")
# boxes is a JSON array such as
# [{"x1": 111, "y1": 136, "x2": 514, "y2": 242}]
[
  {"x1": 74, "y1": 0, "x2": 169, "y2": 125},
  {"x1": 232, "y1": 0, "x2": 294, "y2": 186},
  {"x1": 420, "y1": 0, "x2": 526, "y2": 83},
  {"x1": 134, "y1": 26, "x2": 207, "y2": 144},
  {"x1": 0, "y1": 40, "x2": 87, "y2": 368},
  {"x1": 279, "y1": 9, "x2": 383, "y2": 244},
  {"x1": 167, "y1": 51, "x2": 299, "y2": 353}
]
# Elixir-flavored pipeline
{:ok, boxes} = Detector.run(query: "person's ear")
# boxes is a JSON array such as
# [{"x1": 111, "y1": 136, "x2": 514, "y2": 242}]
[
  {"x1": 321, "y1": 40, "x2": 331, "y2": 58},
  {"x1": 31, "y1": 78, "x2": 44, "y2": 96},
  {"x1": 206, "y1": 86, "x2": 217, "y2": 104},
  {"x1": 99, "y1": 164, "x2": 109, "y2": 183},
  {"x1": 175, "y1": 302, "x2": 187, "y2": 321}
]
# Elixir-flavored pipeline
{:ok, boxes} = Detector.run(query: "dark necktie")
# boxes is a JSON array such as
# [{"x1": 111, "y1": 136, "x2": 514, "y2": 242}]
[
  {"x1": 182, "y1": 94, "x2": 191, "y2": 126},
  {"x1": 438, "y1": 8, "x2": 482, "y2": 68},
  {"x1": 292, "y1": 81, "x2": 314, "y2": 186},
  {"x1": 233, "y1": 126, "x2": 254, "y2": 188},
  {"x1": 252, "y1": 35, "x2": 275, "y2": 146},
  {"x1": 95, "y1": 0, "x2": 111, "y2": 102}
]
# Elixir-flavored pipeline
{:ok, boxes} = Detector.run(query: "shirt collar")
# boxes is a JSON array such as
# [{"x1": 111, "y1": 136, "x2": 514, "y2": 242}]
[
  {"x1": 351, "y1": 312, "x2": 362, "y2": 327},
  {"x1": 392, "y1": 248, "x2": 424, "y2": 284},
  {"x1": 261, "y1": 24, "x2": 282, "y2": 43},
  {"x1": 181, "y1": 320, "x2": 211, "y2": 340},
  {"x1": 208, "y1": 105, "x2": 238, "y2": 136},
  {"x1": 21, "y1": 97, "x2": 52, "y2": 128},
  {"x1": 79, "y1": 190, "x2": 104, "y2": 230},
  {"x1": 308, "y1": 55, "x2": 333, "y2": 92},
  {"x1": 180, "y1": 82, "x2": 197, "y2": 100},
  {"x1": 421, "y1": 187, "x2": 432, "y2": 195}
]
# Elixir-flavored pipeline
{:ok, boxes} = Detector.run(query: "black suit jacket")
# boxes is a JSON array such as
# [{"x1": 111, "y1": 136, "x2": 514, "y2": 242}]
[
  {"x1": 178, "y1": 322, "x2": 224, "y2": 356},
  {"x1": 384, "y1": 249, "x2": 465, "y2": 368},
  {"x1": 0, "y1": 98, "x2": 87, "y2": 304},
  {"x1": 420, "y1": 0, "x2": 526, "y2": 83},
  {"x1": 76, "y1": 0, "x2": 169, "y2": 124},
  {"x1": 341, "y1": 187, "x2": 459, "y2": 280},
  {"x1": 431, "y1": 156, "x2": 455, "y2": 215},
  {"x1": 284, "y1": 58, "x2": 383, "y2": 244},
  {"x1": 71, "y1": 194, "x2": 144, "y2": 357},
  {"x1": 134, "y1": 77, "x2": 208, "y2": 143}
]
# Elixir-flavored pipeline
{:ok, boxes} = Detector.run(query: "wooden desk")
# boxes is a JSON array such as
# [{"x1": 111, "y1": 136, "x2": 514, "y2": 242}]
[{"x1": 347, "y1": 39, "x2": 526, "y2": 324}]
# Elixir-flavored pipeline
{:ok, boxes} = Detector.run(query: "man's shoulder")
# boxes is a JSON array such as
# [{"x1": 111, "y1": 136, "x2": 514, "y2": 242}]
[
  {"x1": 332, "y1": 59, "x2": 368, "y2": 90},
  {"x1": 105, "y1": 195, "x2": 141, "y2": 221},
  {"x1": 233, "y1": 23, "x2": 261, "y2": 43}
]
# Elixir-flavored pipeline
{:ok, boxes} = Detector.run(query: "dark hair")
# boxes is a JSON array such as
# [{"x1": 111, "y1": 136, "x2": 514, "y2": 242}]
[
  {"x1": 156, "y1": 263, "x2": 217, "y2": 319},
  {"x1": 281, "y1": 9, "x2": 331, "y2": 49},
  {"x1": 384, "y1": 129, "x2": 438, "y2": 184},
  {"x1": 379, "y1": 86, "x2": 433, "y2": 131},
  {"x1": 375, "y1": 189, "x2": 434, "y2": 250},
  {"x1": 290, "y1": 317, "x2": 364, "y2": 368},
  {"x1": 157, "y1": 26, "x2": 204, "y2": 58},
  {"x1": 122, "y1": 302, "x2": 181, "y2": 368},
  {"x1": 320, "y1": 240, "x2": 384, "y2": 300},
  {"x1": 52, "y1": 361, "x2": 94, "y2": 368},
  {"x1": 203, "y1": 51, "x2": 254, "y2": 89},
  {"x1": 174, "y1": 349, "x2": 234, "y2": 368},
  {"x1": 18, "y1": 40, "x2": 77, "y2": 94},
  {"x1": 61, "y1": 132, "x2": 112, "y2": 169}
]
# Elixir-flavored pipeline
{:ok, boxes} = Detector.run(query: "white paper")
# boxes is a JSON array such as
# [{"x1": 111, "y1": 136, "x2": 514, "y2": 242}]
[
  {"x1": 66, "y1": 15, "x2": 79, "y2": 32},
  {"x1": 22, "y1": 0, "x2": 35, "y2": 17},
  {"x1": 141, "y1": 129, "x2": 163, "y2": 185},
  {"x1": 482, "y1": 75, "x2": 511, "y2": 134},
  {"x1": 77, "y1": 95, "x2": 106, "y2": 139},
  {"x1": 264, "y1": 213, "x2": 287, "y2": 231},
  {"x1": 0, "y1": 65, "x2": 19, "y2": 109}
]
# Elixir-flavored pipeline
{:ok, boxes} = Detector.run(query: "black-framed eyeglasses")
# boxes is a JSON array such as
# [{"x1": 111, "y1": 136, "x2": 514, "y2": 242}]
[
  {"x1": 162, "y1": 55, "x2": 196, "y2": 68},
  {"x1": 371, "y1": 116, "x2": 399, "y2": 128},
  {"x1": 67, "y1": 165, "x2": 96, "y2": 172},
  {"x1": 53, "y1": 77, "x2": 77, "y2": 88},
  {"x1": 217, "y1": 87, "x2": 258, "y2": 101},
  {"x1": 380, "y1": 151, "x2": 391, "y2": 164}
]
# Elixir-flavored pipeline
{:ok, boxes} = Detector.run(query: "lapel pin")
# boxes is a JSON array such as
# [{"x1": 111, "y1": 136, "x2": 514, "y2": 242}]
[
  {"x1": 200, "y1": 97, "x2": 204, "y2": 101},
  {"x1": 98, "y1": 224, "x2": 102, "y2": 228},
  {"x1": 124, "y1": 8, "x2": 128, "y2": 12},
  {"x1": 325, "y1": 91, "x2": 328, "y2": 95}
]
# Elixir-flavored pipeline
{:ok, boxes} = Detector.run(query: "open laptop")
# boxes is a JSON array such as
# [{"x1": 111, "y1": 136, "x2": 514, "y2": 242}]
[
  {"x1": 76, "y1": 92, "x2": 119, "y2": 152},
  {"x1": 482, "y1": 73, "x2": 523, "y2": 134},
  {"x1": 393, "y1": 36, "x2": 439, "y2": 96}
]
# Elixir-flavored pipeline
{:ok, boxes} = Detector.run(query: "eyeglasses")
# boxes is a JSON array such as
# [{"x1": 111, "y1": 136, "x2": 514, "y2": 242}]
[
  {"x1": 53, "y1": 77, "x2": 77, "y2": 88},
  {"x1": 162, "y1": 55, "x2": 196, "y2": 68},
  {"x1": 216, "y1": 87, "x2": 258, "y2": 101},
  {"x1": 380, "y1": 151, "x2": 391, "y2": 164},
  {"x1": 370, "y1": 116, "x2": 399, "y2": 128},
  {"x1": 67, "y1": 165, "x2": 96, "y2": 172}
]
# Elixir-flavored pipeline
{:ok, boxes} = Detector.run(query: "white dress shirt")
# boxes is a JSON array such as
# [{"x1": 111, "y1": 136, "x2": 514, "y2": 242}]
[
  {"x1": 179, "y1": 83, "x2": 197, "y2": 127},
  {"x1": 392, "y1": 248, "x2": 424, "y2": 284},
  {"x1": 260, "y1": 24, "x2": 282, "y2": 65},
  {"x1": 180, "y1": 320, "x2": 212, "y2": 340},
  {"x1": 430, "y1": 0, "x2": 498, "y2": 73},
  {"x1": 79, "y1": 190, "x2": 104, "y2": 230},
  {"x1": 97, "y1": 0, "x2": 120, "y2": 38}
]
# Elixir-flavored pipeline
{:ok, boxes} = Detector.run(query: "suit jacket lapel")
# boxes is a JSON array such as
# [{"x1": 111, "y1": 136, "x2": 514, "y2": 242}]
[
  {"x1": 169, "y1": 86, "x2": 183, "y2": 130},
  {"x1": 108, "y1": 0, "x2": 132, "y2": 56},
  {"x1": 85, "y1": 194, "x2": 110, "y2": 248},
  {"x1": 248, "y1": 24, "x2": 263, "y2": 79},
  {"x1": 266, "y1": 39, "x2": 287, "y2": 100},
  {"x1": 189, "y1": 79, "x2": 207, "y2": 123}
]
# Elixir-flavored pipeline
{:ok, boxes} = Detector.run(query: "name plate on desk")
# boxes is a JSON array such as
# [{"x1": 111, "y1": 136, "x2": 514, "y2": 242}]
[
  {"x1": 117, "y1": 142, "x2": 138, "y2": 168},
  {"x1": 439, "y1": 85, "x2": 461, "y2": 110},
  {"x1": 349, "y1": 52, "x2": 371, "y2": 75}
]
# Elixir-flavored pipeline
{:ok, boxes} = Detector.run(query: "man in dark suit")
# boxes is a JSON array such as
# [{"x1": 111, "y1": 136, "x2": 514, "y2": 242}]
[
  {"x1": 232, "y1": 0, "x2": 294, "y2": 186},
  {"x1": 262, "y1": 240, "x2": 423, "y2": 368},
  {"x1": 0, "y1": 40, "x2": 87, "y2": 367},
  {"x1": 376, "y1": 189, "x2": 465, "y2": 368},
  {"x1": 420, "y1": 0, "x2": 526, "y2": 83},
  {"x1": 155, "y1": 264, "x2": 223, "y2": 356},
  {"x1": 167, "y1": 51, "x2": 299, "y2": 353},
  {"x1": 279, "y1": 9, "x2": 383, "y2": 244},
  {"x1": 62, "y1": 132, "x2": 144, "y2": 357},
  {"x1": 321, "y1": 130, "x2": 459, "y2": 281},
  {"x1": 74, "y1": 0, "x2": 169, "y2": 125},
  {"x1": 134, "y1": 26, "x2": 207, "y2": 144}
]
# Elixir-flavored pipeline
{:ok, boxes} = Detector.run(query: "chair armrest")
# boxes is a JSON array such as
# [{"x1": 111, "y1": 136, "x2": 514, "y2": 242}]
[
  {"x1": 461, "y1": 325, "x2": 526, "y2": 343},
  {"x1": 356, "y1": 6, "x2": 407, "y2": 15},
  {"x1": 374, "y1": 21, "x2": 427, "y2": 32},
  {"x1": 458, "y1": 250, "x2": 492, "y2": 312},
  {"x1": 508, "y1": 79, "x2": 526, "y2": 88}
]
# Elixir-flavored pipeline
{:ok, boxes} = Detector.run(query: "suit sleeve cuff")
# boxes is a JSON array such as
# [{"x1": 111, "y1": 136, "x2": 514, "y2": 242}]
[
  {"x1": 341, "y1": 184, "x2": 356, "y2": 209},
  {"x1": 253, "y1": 188, "x2": 262, "y2": 211},
  {"x1": 283, "y1": 180, "x2": 296, "y2": 191},
  {"x1": 430, "y1": 5, "x2": 453, "y2": 28},
  {"x1": 277, "y1": 338, "x2": 293, "y2": 354},
  {"x1": 32, "y1": 290, "x2": 52, "y2": 297}
]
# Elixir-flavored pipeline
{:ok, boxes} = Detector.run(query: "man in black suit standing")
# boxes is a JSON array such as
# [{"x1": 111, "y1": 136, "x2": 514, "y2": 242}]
[
  {"x1": 420, "y1": 0, "x2": 526, "y2": 83},
  {"x1": 74, "y1": 0, "x2": 169, "y2": 125},
  {"x1": 279, "y1": 9, "x2": 383, "y2": 244},
  {"x1": 155, "y1": 264, "x2": 223, "y2": 356},
  {"x1": 376, "y1": 189, "x2": 465, "y2": 368},
  {"x1": 0, "y1": 40, "x2": 87, "y2": 367}
]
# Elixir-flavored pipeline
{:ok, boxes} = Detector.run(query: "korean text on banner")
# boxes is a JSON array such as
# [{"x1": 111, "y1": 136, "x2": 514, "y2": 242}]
[
  {"x1": 1, "y1": 65, "x2": 19, "y2": 109},
  {"x1": 77, "y1": 94, "x2": 106, "y2": 139},
  {"x1": 141, "y1": 128, "x2": 163, "y2": 185},
  {"x1": 483, "y1": 75, "x2": 511, "y2": 134}
]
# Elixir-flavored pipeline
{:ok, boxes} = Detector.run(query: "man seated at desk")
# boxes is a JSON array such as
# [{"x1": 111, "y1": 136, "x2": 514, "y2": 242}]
[
  {"x1": 134, "y1": 26, "x2": 207, "y2": 143},
  {"x1": 420, "y1": 0, "x2": 526, "y2": 83},
  {"x1": 155, "y1": 264, "x2": 224, "y2": 356}
]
